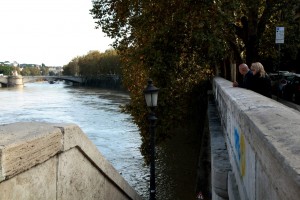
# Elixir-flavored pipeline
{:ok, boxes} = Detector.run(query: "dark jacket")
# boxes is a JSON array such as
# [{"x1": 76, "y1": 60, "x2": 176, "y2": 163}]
[
  {"x1": 251, "y1": 73, "x2": 272, "y2": 98},
  {"x1": 239, "y1": 70, "x2": 253, "y2": 89}
]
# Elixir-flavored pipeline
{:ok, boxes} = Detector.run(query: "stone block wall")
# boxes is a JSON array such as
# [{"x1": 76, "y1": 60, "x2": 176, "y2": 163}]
[
  {"x1": 0, "y1": 122, "x2": 141, "y2": 200},
  {"x1": 211, "y1": 77, "x2": 300, "y2": 200}
]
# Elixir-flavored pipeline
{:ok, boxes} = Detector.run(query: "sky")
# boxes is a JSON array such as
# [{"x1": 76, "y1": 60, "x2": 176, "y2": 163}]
[{"x1": 0, "y1": 0, "x2": 113, "y2": 66}]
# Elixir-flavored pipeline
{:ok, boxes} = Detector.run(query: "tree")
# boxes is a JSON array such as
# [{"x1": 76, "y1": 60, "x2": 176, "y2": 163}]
[
  {"x1": 63, "y1": 57, "x2": 80, "y2": 76},
  {"x1": 99, "y1": 49, "x2": 122, "y2": 74},
  {"x1": 64, "y1": 50, "x2": 122, "y2": 77},
  {"x1": 0, "y1": 66, "x2": 11, "y2": 75},
  {"x1": 78, "y1": 50, "x2": 102, "y2": 78},
  {"x1": 91, "y1": 0, "x2": 216, "y2": 156},
  {"x1": 227, "y1": 0, "x2": 299, "y2": 67},
  {"x1": 91, "y1": 0, "x2": 300, "y2": 157},
  {"x1": 40, "y1": 67, "x2": 49, "y2": 76},
  {"x1": 30, "y1": 67, "x2": 41, "y2": 76},
  {"x1": 20, "y1": 67, "x2": 31, "y2": 76}
]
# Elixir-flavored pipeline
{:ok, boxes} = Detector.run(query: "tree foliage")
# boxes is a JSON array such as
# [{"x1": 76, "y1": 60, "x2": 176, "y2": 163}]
[
  {"x1": 0, "y1": 66, "x2": 11, "y2": 75},
  {"x1": 91, "y1": 0, "x2": 300, "y2": 158},
  {"x1": 40, "y1": 67, "x2": 49, "y2": 76},
  {"x1": 63, "y1": 57, "x2": 80, "y2": 76},
  {"x1": 63, "y1": 49, "x2": 121, "y2": 77},
  {"x1": 19, "y1": 66, "x2": 46, "y2": 76},
  {"x1": 227, "y1": 0, "x2": 300, "y2": 68},
  {"x1": 20, "y1": 67, "x2": 31, "y2": 76}
]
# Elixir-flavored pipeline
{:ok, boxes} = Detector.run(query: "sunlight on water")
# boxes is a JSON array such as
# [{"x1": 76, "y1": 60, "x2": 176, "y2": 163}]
[{"x1": 0, "y1": 82, "x2": 149, "y2": 198}]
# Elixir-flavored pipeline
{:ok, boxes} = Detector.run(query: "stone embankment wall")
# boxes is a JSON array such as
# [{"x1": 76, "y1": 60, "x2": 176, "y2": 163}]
[
  {"x1": 210, "y1": 77, "x2": 300, "y2": 200},
  {"x1": 0, "y1": 122, "x2": 141, "y2": 200}
]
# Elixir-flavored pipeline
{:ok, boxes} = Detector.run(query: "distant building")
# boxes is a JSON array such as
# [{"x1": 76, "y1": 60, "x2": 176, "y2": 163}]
[
  {"x1": 1, "y1": 61, "x2": 63, "y2": 75},
  {"x1": 19, "y1": 64, "x2": 40, "y2": 68},
  {"x1": 0, "y1": 61, "x2": 13, "y2": 66},
  {"x1": 0, "y1": 61, "x2": 19, "y2": 67},
  {"x1": 47, "y1": 66, "x2": 63, "y2": 75}
]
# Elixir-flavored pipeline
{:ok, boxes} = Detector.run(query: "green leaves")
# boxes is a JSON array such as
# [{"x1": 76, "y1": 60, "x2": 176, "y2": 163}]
[{"x1": 0, "y1": 66, "x2": 11, "y2": 75}]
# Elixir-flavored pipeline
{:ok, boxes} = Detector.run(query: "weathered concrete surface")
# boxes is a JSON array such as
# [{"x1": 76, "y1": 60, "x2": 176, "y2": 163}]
[
  {"x1": 57, "y1": 148, "x2": 128, "y2": 200},
  {"x1": 0, "y1": 122, "x2": 142, "y2": 200},
  {"x1": 54, "y1": 123, "x2": 140, "y2": 199},
  {"x1": 227, "y1": 171, "x2": 240, "y2": 200},
  {"x1": 212, "y1": 77, "x2": 300, "y2": 200},
  {"x1": 0, "y1": 122, "x2": 63, "y2": 181},
  {"x1": 208, "y1": 96, "x2": 231, "y2": 199},
  {"x1": 0, "y1": 158, "x2": 57, "y2": 200}
]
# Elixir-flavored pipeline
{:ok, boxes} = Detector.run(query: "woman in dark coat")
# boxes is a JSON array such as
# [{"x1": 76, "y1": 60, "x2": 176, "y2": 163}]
[{"x1": 250, "y1": 62, "x2": 272, "y2": 98}]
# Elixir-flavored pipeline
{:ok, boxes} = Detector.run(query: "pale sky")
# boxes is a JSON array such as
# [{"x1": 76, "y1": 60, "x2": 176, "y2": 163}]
[{"x1": 0, "y1": 0, "x2": 113, "y2": 66}]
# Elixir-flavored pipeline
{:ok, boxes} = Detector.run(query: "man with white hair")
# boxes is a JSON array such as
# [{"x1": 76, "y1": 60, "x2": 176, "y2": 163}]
[{"x1": 232, "y1": 63, "x2": 253, "y2": 89}]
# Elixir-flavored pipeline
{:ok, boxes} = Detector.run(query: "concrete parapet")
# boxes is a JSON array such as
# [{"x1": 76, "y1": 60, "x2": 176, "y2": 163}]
[
  {"x1": 212, "y1": 77, "x2": 300, "y2": 200},
  {"x1": 0, "y1": 122, "x2": 142, "y2": 200},
  {"x1": 227, "y1": 171, "x2": 240, "y2": 200},
  {"x1": 208, "y1": 96, "x2": 231, "y2": 199}
]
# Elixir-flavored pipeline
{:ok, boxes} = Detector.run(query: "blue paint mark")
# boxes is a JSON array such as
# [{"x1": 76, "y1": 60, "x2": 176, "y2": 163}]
[{"x1": 234, "y1": 128, "x2": 240, "y2": 161}]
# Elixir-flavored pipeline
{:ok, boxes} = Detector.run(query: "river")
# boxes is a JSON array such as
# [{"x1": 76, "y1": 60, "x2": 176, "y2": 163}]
[
  {"x1": 0, "y1": 81, "x2": 149, "y2": 198},
  {"x1": 0, "y1": 81, "x2": 205, "y2": 200}
]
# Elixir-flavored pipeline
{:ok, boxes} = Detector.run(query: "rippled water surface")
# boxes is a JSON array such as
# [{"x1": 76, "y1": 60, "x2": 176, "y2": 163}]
[{"x1": 0, "y1": 82, "x2": 149, "y2": 198}]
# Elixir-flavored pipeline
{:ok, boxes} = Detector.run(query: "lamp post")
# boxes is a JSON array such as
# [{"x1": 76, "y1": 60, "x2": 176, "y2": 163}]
[{"x1": 144, "y1": 79, "x2": 159, "y2": 200}]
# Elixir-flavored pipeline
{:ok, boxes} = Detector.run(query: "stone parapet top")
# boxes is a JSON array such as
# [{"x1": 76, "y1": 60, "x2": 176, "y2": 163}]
[
  {"x1": 0, "y1": 122, "x2": 141, "y2": 200},
  {"x1": 213, "y1": 77, "x2": 300, "y2": 193},
  {"x1": 0, "y1": 122, "x2": 63, "y2": 181}
]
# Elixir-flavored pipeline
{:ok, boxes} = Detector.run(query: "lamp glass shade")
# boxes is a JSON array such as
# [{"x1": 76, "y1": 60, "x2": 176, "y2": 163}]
[
  {"x1": 145, "y1": 92, "x2": 158, "y2": 107},
  {"x1": 144, "y1": 79, "x2": 159, "y2": 107}
]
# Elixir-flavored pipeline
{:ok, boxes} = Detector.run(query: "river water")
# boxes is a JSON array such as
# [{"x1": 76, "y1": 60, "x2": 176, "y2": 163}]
[{"x1": 0, "y1": 81, "x2": 149, "y2": 198}]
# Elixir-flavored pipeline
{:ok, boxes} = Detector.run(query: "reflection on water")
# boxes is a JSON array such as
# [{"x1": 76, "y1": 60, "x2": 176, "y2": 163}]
[
  {"x1": 0, "y1": 82, "x2": 149, "y2": 198},
  {"x1": 0, "y1": 81, "x2": 203, "y2": 199}
]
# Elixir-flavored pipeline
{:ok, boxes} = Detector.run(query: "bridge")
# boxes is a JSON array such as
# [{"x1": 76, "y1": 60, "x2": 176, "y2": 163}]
[
  {"x1": 209, "y1": 77, "x2": 300, "y2": 200},
  {"x1": 0, "y1": 75, "x2": 120, "y2": 87},
  {"x1": 0, "y1": 75, "x2": 84, "y2": 87},
  {"x1": 23, "y1": 76, "x2": 84, "y2": 84},
  {"x1": 0, "y1": 76, "x2": 7, "y2": 84}
]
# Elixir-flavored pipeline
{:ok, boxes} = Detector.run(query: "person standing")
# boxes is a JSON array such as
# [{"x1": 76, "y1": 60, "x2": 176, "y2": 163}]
[
  {"x1": 233, "y1": 63, "x2": 253, "y2": 89},
  {"x1": 250, "y1": 62, "x2": 272, "y2": 98}
]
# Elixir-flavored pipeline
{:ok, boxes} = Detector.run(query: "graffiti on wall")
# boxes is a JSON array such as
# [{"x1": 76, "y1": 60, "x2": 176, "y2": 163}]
[{"x1": 234, "y1": 127, "x2": 246, "y2": 177}]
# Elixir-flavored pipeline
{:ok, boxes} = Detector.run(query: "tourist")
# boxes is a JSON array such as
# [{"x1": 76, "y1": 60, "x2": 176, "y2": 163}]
[
  {"x1": 250, "y1": 62, "x2": 272, "y2": 98},
  {"x1": 232, "y1": 63, "x2": 253, "y2": 89}
]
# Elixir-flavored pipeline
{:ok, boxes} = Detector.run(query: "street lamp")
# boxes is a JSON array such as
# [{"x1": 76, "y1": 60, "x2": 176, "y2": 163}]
[{"x1": 144, "y1": 79, "x2": 159, "y2": 200}]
